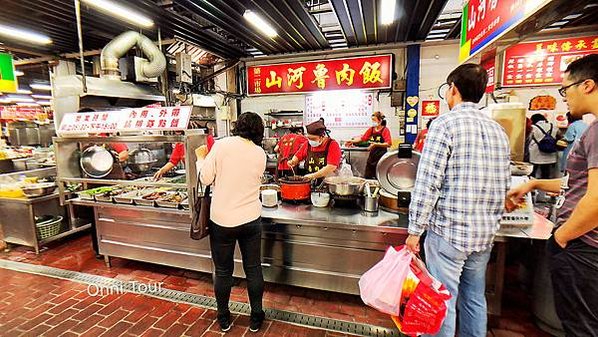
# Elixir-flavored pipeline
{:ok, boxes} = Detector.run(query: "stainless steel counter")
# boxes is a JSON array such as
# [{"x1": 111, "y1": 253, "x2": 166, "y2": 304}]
[{"x1": 72, "y1": 198, "x2": 408, "y2": 295}]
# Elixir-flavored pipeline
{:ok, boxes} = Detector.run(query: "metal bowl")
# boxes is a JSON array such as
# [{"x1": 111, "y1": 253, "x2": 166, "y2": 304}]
[
  {"x1": 376, "y1": 150, "x2": 420, "y2": 195},
  {"x1": 80, "y1": 145, "x2": 114, "y2": 178},
  {"x1": 128, "y1": 148, "x2": 157, "y2": 173},
  {"x1": 21, "y1": 182, "x2": 57, "y2": 198},
  {"x1": 324, "y1": 176, "x2": 366, "y2": 196}
]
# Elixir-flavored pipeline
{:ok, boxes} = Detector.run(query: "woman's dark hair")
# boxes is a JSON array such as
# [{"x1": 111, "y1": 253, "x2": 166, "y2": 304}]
[
  {"x1": 446, "y1": 63, "x2": 488, "y2": 103},
  {"x1": 531, "y1": 113, "x2": 547, "y2": 124},
  {"x1": 290, "y1": 126, "x2": 304, "y2": 134},
  {"x1": 232, "y1": 112, "x2": 264, "y2": 145},
  {"x1": 372, "y1": 111, "x2": 387, "y2": 126}
]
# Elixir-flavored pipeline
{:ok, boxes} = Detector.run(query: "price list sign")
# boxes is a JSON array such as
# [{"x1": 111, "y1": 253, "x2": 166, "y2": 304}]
[
  {"x1": 502, "y1": 36, "x2": 598, "y2": 87},
  {"x1": 58, "y1": 106, "x2": 191, "y2": 135},
  {"x1": 305, "y1": 92, "x2": 373, "y2": 128}
]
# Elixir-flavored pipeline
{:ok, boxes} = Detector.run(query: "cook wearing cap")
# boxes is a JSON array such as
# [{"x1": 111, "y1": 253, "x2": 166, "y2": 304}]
[{"x1": 288, "y1": 119, "x2": 342, "y2": 181}]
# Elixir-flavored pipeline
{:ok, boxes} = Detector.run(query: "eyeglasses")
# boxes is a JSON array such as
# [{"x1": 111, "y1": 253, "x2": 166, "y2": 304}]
[
  {"x1": 558, "y1": 79, "x2": 586, "y2": 97},
  {"x1": 438, "y1": 82, "x2": 450, "y2": 100}
]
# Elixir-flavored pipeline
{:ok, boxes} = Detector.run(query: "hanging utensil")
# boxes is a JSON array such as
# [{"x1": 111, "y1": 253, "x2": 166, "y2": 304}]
[{"x1": 372, "y1": 187, "x2": 380, "y2": 198}]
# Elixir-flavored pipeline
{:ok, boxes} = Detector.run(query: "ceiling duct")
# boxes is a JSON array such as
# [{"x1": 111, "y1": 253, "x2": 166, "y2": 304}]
[{"x1": 100, "y1": 31, "x2": 167, "y2": 81}]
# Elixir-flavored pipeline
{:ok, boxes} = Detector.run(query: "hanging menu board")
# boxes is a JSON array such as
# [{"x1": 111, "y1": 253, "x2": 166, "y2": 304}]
[
  {"x1": 305, "y1": 92, "x2": 374, "y2": 128},
  {"x1": 502, "y1": 36, "x2": 598, "y2": 87}
]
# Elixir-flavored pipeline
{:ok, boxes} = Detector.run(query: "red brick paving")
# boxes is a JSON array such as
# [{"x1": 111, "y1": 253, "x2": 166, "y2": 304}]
[
  {"x1": 0, "y1": 268, "x2": 353, "y2": 337},
  {"x1": 0, "y1": 233, "x2": 553, "y2": 336}
]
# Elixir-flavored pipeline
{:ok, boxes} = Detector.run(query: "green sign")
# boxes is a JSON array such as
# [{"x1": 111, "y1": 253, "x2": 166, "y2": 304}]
[{"x1": 0, "y1": 53, "x2": 18, "y2": 93}]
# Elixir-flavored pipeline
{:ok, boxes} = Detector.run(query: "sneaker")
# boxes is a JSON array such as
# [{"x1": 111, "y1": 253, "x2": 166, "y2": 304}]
[
  {"x1": 219, "y1": 321, "x2": 232, "y2": 332},
  {"x1": 249, "y1": 319, "x2": 263, "y2": 333}
]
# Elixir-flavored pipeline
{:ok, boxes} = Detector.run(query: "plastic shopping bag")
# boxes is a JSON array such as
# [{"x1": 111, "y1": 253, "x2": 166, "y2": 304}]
[
  {"x1": 358, "y1": 246, "x2": 412, "y2": 315},
  {"x1": 390, "y1": 253, "x2": 452, "y2": 337}
]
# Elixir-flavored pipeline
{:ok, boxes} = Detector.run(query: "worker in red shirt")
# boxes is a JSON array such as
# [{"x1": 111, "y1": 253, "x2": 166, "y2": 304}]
[
  {"x1": 275, "y1": 127, "x2": 308, "y2": 178},
  {"x1": 347, "y1": 111, "x2": 392, "y2": 178},
  {"x1": 288, "y1": 120, "x2": 342, "y2": 182},
  {"x1": 153, "y1": 131, "x2": 214, "y2": 179}
]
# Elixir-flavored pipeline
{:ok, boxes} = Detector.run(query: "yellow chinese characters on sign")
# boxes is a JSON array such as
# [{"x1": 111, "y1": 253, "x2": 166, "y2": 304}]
[
  {"x1": 561, "y1": 41, "x2": 573, "y2": 52},
  {"x1": 546, "y1": 42, "x2": 558, "y2": 53},
  {"x1": 335, "y1": 63, "x2": 355, "y2": 86},
  {"x1": 593, "y1": 38, "x2": 598, "y2": 49},
  {"x1": 359, "y1": 62, "x2": 383, "y2": 84},
  {"x1": 311, "y1": 64, "x2": 329, "y2": 89},
  {"x1": 575, "y1": 40, "x2": 587, "y2": 50},
  {"x1": 265, "y1": 71, "x2": 282, "y2": 89},
  {"x1": 287, "y1": 67, "x2": 306, "y2": 89}
]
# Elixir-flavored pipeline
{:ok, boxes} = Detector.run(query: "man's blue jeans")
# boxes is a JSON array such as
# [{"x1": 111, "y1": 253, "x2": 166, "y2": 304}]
[{"x1": 423, "y1": 231, "x2": 492, "y2": 337}]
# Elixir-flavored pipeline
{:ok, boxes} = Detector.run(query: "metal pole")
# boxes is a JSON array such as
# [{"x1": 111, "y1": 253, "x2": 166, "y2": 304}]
[{"x1": 74, "y1": 0, "x2": 87, "y2": 92}]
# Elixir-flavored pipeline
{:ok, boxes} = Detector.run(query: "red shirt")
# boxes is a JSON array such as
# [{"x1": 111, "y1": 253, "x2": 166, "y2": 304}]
[
  {"x1": 169, "y1": 135, "x2": 215, "y2": 166},
  {"x1": 413, "y1": 129, "x2": 428, "y2": 153},
  {"x1": 295, "y1": 138, "x2": 342, "y2": 167},
  {"x1": 361, "y1": 127, "x2": 392, "y2": 144},
  {"x1": 277, "y1": 134, "x2": 308, "y2": 170},
  {"x1": 110, "y1": 143, "x2": 129, "y2": 154}
]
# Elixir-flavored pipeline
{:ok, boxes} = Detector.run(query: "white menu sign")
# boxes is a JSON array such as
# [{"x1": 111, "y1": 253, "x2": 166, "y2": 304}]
[
  {"x1": 305, "y1": 92, "x2": 374, "y2": 128},
  {"x1": 58, "y1": 106, "x2": 192, "y2": 135}
]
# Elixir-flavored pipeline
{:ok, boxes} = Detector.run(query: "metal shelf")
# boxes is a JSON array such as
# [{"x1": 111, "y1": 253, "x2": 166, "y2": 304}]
[
  {"x1": 58, "y1": 177, "x2": 187, "y2": 189},
  {"x1": 266, "y1": 112, "x2": 303, "y2": 117}
]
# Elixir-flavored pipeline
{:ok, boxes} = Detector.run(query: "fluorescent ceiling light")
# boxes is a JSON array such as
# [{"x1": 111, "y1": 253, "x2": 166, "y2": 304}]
[
  {"x1": 426, "y1": 34, "x2": 446, "y2": 39},
  {"x1": 37, "y1": 100, "x2": 52, "y2": 105},
  {"x1": 17, "y1": 102, "x2": 40, "y2": 106},
  {"x1": 244, "y1": 10, "x2": 277, "y2": 37},
  {"x1": 549, "y1": 21, "x2": 568, "y2": 27},
  {"x1": 0, "y1": 24, "x2": 52, "y2": 45},
  {"x1": 14, "y1": 70, "x2": 24, "y2": 76},
  {"x1": 82, "y1": 0, "x2": 154, "y2": 28},
  {"x1": 17, "y1": 89, "x2": 32, "y2": 94},
  {"x1": 380, "y1": 0, "x2": 397, "y2": 25},
  {"x1": 563, "y1": 14, "x2": 582, "y2": 20},
  {"x1": 32, "y1": 94, "x2": 52, "y2": 100},
  {"x1": 7, "y1": 95, "x2": 34, "y2": 102},
  {"x1": 30, "y1": 84, "x2": 52, "y2": 91},
  {"x1": 426, "y1": 38, "x2": 445, "y2": 42},
  {"x1": 429, "y1": 29, "x2": 450, "y2": 34}
]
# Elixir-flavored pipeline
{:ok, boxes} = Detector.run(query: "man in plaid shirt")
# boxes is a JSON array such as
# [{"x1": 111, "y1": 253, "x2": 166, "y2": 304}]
[{"x1": 406, "y1": 63, "x2": 511, "y2": 337}]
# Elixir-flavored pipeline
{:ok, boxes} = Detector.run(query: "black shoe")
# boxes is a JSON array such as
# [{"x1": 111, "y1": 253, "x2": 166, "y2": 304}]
[
  {"x1": 249, "y1": 319, "x2": 263, "y2": 333},
  {"x1": 219, "y1": 321, "x2": 232, "y2": 332}
]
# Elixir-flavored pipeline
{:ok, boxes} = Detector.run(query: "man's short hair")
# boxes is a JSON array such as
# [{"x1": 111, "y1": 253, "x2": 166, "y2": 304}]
[
  {"x1": 446, "y1": 63, "x2": 488, "y2": 103},
  {"x1": 565, "y1": 54, "x2": 598, "y2": 84}
]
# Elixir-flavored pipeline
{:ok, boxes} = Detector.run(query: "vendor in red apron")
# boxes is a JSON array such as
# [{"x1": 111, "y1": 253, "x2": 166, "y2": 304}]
[
  {"x1": 275, "y1": 127, "x2": 308, "y2": 178},
  {"x1": 287, "y1": 120, "x2": 342, "y2": 182},
  {"x1": 153, "y1": 132, "x2": 215, "y2": 179},
  {"x1": 347, "y1": 111, "x2": 392, "y2": 178}
]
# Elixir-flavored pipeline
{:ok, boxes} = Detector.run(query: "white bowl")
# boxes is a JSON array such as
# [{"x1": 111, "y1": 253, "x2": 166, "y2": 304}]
[{"x1": 311, "y1": 192, "x2": 330, "y2": 208}]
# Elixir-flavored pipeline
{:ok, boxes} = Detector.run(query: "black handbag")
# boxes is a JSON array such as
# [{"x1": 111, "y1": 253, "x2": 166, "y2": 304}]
[{"x1": 190, "y1": 175, "x2": 211, "y2": 240}]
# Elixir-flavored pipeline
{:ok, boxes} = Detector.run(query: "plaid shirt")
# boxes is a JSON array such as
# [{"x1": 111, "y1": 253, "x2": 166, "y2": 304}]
[{"x1": 408, "y1": 102, "x2": 511, "y2": 253}]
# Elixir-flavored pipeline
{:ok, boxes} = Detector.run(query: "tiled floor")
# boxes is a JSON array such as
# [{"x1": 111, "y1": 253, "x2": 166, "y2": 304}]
[
  {"x1": 0, "y1": 268, "x2": 344, "y2": 337},
  {"x1": 0, "y1": 232, "x2": 554, "y2": 336}
]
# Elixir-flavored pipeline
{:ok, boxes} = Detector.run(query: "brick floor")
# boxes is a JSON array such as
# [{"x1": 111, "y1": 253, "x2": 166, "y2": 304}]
[
  {"x1": 1, "y1": 233, "x2": 553, "y2": 336},
  {"x1": 0, "y1": 268, "x2": 350, "y2": 337}
]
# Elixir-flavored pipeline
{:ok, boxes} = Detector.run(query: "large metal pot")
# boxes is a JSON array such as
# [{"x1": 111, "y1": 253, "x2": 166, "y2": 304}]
[
  {"x1": 279, "y1": 176, "x2": 311, "y2": 200},
  {"x1": 324, "y1": 176, "x2": 366, "y2": 196},
  {"x1": 128, "y1": 147, "x2": 157, "y2": 173},
  {"x1": 80, "y1": 145, "x2": 114, "y2": 178}
]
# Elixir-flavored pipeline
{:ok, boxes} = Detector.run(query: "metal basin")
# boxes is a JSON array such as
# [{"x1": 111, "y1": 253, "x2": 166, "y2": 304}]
[
  {"x1": 21, "y1": 182, "x2": 57, "y2": 198},
  {"x1": 80, "y1": 145, "x2": 114, "y2": 178},
  {"x1": 324, "y1": 176, "x2": 366, "y2": 196}
]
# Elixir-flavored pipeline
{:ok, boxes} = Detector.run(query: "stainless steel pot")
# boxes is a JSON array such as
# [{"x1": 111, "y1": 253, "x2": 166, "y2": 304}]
[
  {"x1": 128, "y1": 148, "x2": 157, "y2": 173},
  {"x1": 324, "y1": 176, "x2": 366, "y2": 196},
  {"x1": 80, "y1": 145, "x2": 114, "y2": 178}
]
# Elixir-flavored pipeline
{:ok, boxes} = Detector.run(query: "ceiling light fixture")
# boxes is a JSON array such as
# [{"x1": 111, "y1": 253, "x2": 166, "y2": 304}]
[
  {"x1": 30, "y1": 84, "x2": 52, "y2": 91},
  {"x1": 32, "y1": 94, "x2": 52, "y2": 100},
  {"x1": 380, "y1": 0, "x2": 397, "y2": 25},
  {"x1": 14, "y1": 70, "x2": 24, "y2": 76},
  {"x1": 17, "y1": 102, "x2": 40, "y2": 106},
  {"x1": 0, "y1": 24, "x2": 52, "y2": 45},
  {"x1": 37, "y1": 100, "x2": 52, "y2": 105},
  {"x1": 243, "y1": 10, "x2": 278, "y2": 38},
  {"x1": 8, "y1": 96, "x2": 35, "y2": 103},
  {"x1": 82, "y1": 0, "x2": 154, "y2": 28},
  {"x1": 17, "y1": 88, "x2": 32, "y2": 94}
]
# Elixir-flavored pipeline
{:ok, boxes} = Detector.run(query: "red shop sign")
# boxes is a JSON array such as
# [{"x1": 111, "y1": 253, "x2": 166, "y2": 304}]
[
  {"x1": 246, "y1": 54, "x2": 393, "y2": 95},
  {"x1": 421, "y1": 100, "x2": 440, "y2": 117},
  {"x1": 481, "y1": 50, "x2": 496, "y2": 93},
  {"x1": 502, "y1": 36, "x2": 598, "y2": 87}
]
